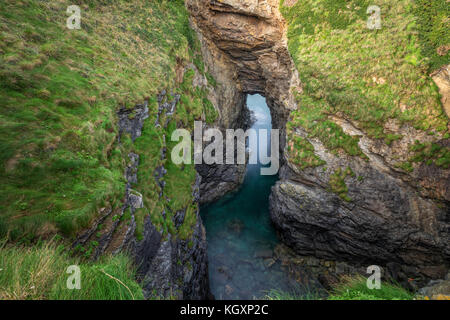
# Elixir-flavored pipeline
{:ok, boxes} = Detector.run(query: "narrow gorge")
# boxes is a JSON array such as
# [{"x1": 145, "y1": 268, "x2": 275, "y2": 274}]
[
  {"x1": 0, "y1": 0, "x2": 448, "y2": 301},
  {"x1": 187, "y1": 0, "x2": 450, "y2": 292}
]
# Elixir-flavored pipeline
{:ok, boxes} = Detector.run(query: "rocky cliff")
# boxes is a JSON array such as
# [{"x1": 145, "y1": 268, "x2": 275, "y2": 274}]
[
  {"x1": 73, "y1": 91, "x2": 210, "y2": 299},
  {"x1": 187, "y1": 0, "x2": 450, "y2": 287},
  {"x1": 0, "y1": 0, "x2": 220, "y2": 299},
  {"x1": 187, "y1": 0, "x2": 302, "y2": 203},
  {"x1": 1, "y1": 0, "x2": 448, "y2": 299},
  {"x1": 187, "y1": 0, "x2": 300, "y2": 128}
]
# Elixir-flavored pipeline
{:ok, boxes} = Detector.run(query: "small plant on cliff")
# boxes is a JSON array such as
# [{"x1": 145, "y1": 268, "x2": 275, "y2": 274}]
[
  {"x1": 285, "y1": 130, "x2": 326, "y2": 169},
  {"x1": 409, "y1": 140, "x2": 450, "y2": 169},
  {"x1": 328, "y1": 167, "x2": 355, "y2": 202}
]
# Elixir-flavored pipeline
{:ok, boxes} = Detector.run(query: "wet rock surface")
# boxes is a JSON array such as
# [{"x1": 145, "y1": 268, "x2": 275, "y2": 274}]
[
  {"x1": 195, "y1": 107, "x2": 253, "y2": 204},
  {"x1": 136, "y1": 210, "x2": 210, "y2": 300},
  {"x1": 196, "y1": 161, "x2": 247, "y2": 204}
]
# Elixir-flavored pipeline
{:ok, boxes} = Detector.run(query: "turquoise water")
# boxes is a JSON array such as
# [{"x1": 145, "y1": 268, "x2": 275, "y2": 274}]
[{"x1": 200, "y1": 94, "x2": 297, "y2": 299}]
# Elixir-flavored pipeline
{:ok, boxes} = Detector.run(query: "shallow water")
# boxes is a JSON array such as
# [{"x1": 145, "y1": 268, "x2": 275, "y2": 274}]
[{"x1": 200, "y1": 94, "x2": 298, "y2": 299}]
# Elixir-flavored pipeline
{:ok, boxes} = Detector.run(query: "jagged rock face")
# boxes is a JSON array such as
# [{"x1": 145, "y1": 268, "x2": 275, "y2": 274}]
[
  {"x1": 187, "y1": 0, "x2": 300, "y2": 203},
  {"x1": 129, "y1": 181, "x2": 210, "y2": 300},
  {"x1": 270, "y1": 124, "x2": 449, "y2": 284},
  {"x1": 119, "y1": 173, "x2": 209, "y2": 300},
  {"x1": 270, "y1": 164, "x2": 449, "y2": 284},
  {"x1": 196, "y1": 161, "x2": 246, "y2": 204},
  {"x1": 74, "y1": 94, "x2": 210, "y2": 299},
  {"x1": 181, "y1": 62, "x2": 249, "y2": 203},
  {"x1": 195, "y1": 102, "x2": 253, "y2": 204},
  {"x1": 267, "y1": 66, "x2": 449, "y2": 283},
  {"x1": 187, "y1": 0, "x2": 299, "y2": 130},
  {"x1": 187, "y1": 0, "x2": 449, "y2": 285},
  {"x1": 117, "y1": 103, "x2": 149, "y2": 141}
]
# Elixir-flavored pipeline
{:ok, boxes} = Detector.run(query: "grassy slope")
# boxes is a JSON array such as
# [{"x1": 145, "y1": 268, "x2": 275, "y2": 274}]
[
  {"x1": 0, "y1": 239, "x2": 144, "y2": 300},
  {"x1": 282, "y1": 0, "x2": 449, "y2": 172},
  {"x1": 0, "y1": 0, "x2": 216, "y2": 242}
]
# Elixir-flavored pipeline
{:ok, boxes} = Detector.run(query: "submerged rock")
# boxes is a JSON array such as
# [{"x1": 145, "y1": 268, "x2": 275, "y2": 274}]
[
  {"x1": 225, "y1": 284, "x2": 234, "y2": 296},
  {"x1": 227, "y1": 218, "x2": 245, "y2": 235}
]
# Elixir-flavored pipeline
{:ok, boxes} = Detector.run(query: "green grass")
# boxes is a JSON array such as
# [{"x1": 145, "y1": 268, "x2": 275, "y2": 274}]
[
  {"x1": 409, "y1": 140, "x2": 450, "y2": 169},
  {"x1": 412, "y1": 0, "x2": 450, "y2": 72},
  {"x1": 175, "y1": 68, "x2": 218, "y2": 126},
  {"x1": 394, "y1": 139, "x2": 450, "y2": 172},
  {"x1": 128, "y1": 56, "x2": 217, "y2": 240},
  {"x1": 265, "y1": 276, "x2": 414, "y2": 300},
  {"x1": 0, "y1": 0, "x2": 216, "y2": 242},
  {"x1": 328, "y1": 276, "x2": 414, "y2": 300},
  {"x1": 281, "y1": 0, "x2": 449, "y2": 166},
  {"x1": 285, "y1": 132, "x2": 326, "y2": 169},
  {"x1": 328, "y1": 167, "x2": 355, "y2": 202},
  {"x1": 0, "y1": 239, "x2": 144, "y2": 300},
  {"x1": 131, "y1": 93, "x2": 210, "y2": 240}
]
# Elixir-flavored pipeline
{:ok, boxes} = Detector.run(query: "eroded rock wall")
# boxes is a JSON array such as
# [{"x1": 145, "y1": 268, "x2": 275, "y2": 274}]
[
  {"x1": 187, "y1": 0, "x2": 300, "y2": 126},
  {"x1": 73, "y1": 93, "x2": 210, "y2": 299},
  {"x1": 187, "y1": 0, "x2": 449, "y2": 286},
  {"x1": 187, "y1": 0, "x2": 301, "y2": 203},
  {"x1": 269, "y1": 71, "x2": 449, "y2": 285}
]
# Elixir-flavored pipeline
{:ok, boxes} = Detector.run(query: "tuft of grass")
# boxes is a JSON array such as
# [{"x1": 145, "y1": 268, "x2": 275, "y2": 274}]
[
  {"x1": 409, "y1": 140, "x2": 450, "y2": 169},
  {"x1": 328, "y1": 167, "x2": 355, "y2": 202},
  {"x1": 0, "y1": 240, "x2": 144, "y2": 300},
  {"x1": 412, "y1": 0, "x2": 450, "y2": 72},
  {"x1": 328, "y1": 276, "x2": 414, "y2": 300},
  {"x1": 175, "y1": 68, "x2": 218, "y2": 126},
  {"x1": 285, "y1": 131, "x2": 326, "y2": 169},
  {"x1": 266, "y1": 276, "x2": 414, "y2": 300}
]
